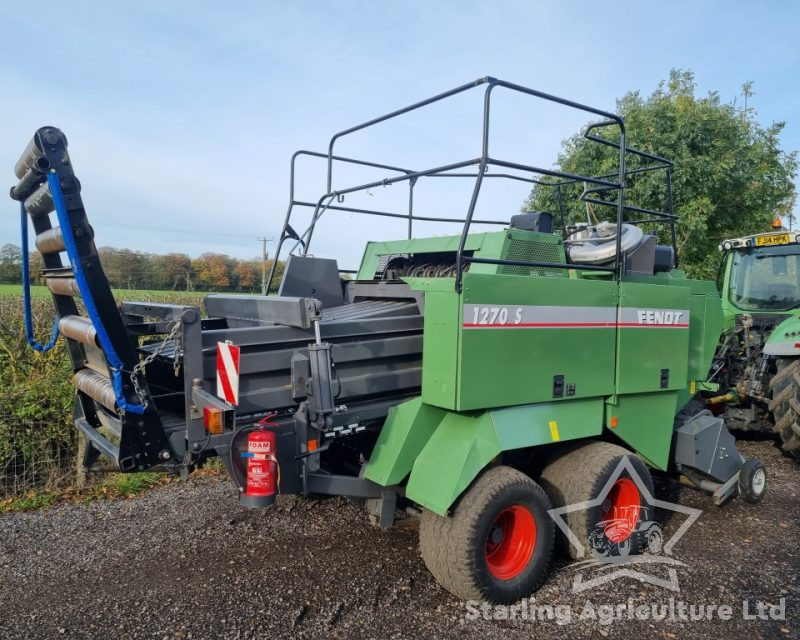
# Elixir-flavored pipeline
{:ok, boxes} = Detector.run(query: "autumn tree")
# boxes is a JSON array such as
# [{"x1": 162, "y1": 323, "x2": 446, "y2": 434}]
[
  {"x1": 2, "y1": 244, "x2": 283, "y2": 293},
  {"x1": 192, "y1": 253, "x2": 233, "y2": 290},
  {"x1": 234, "y1": 259, "x2": 260, "y2": 291}
]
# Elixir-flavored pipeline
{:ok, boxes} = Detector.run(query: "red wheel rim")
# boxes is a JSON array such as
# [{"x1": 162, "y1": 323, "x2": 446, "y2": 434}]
[
  {"x1": 601, "y1": 477, "x2": 641, "y2": 543},
  {"x1": 485, "y1": 504, "x2": 537, "y2": 579}
]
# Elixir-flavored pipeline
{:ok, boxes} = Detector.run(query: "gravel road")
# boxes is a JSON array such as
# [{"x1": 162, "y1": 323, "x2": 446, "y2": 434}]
[{"x1": 1, "y1": 438, "x2": 798, "y2": 640}]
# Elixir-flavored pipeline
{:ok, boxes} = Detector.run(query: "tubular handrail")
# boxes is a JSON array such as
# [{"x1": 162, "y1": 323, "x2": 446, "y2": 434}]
[{"x1": 267, "y1": 77, "x2": 677, "y2": 293}]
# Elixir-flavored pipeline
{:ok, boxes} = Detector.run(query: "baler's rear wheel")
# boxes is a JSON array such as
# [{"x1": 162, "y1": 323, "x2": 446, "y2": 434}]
[
  {"x1": 418, "y1": 465, "x2": 554, "y2": 603},
  {"x1": 539, "y1": 441, "x2": 654, "y2": 560},
  {"x1": 768, "y1": 358, "x2": 800, "y2": 461}
]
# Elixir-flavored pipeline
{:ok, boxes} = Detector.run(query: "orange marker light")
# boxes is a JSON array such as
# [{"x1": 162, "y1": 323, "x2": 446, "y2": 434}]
[
  {"x1": 610, "y1": 416, "x2": 619, "y2": 429},
  {"x1": 772, "y1": 217, "x2": 783, "y2": 229},
  {"x1": 203, "y1": 406, "x2": 224, "y2": 434},
  {"x1": 307, "y1": 439, "x2": 318, "y2": 453}
]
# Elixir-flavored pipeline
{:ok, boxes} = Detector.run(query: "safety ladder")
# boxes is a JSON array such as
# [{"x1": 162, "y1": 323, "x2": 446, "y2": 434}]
[{"x1": 10, "y1": 127, "x2": 174, "y2": 471}]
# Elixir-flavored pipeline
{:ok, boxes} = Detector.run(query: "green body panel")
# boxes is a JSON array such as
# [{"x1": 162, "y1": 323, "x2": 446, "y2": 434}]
[
  {"x1": 396, "y1": 397, "x2": 604, "y2": 515},
  {"x1": 455, "y1": 273, "x2": 616, "y2": 410},
  {"x1": 362, "y1": 397, "x2": 445, "y2": 485},
  {"x1": 604, "y1": 391, "x2": 680, "y2": 470},
  {"x1": 685, "y1": 281, "x2": 725, "y2": 383},
  {"x1": 356, "y1": 229, "x2": 566, "y2": 280},
  {"x1": 356, "y1": 233, "x2": 486, "y2": 281},
  {"x1": 615, "y1": 281, "x2": 690, "y2": 393},
  {"x1": 356, "y1": 230, "x2": 724, "y2": 513},
  {"x1": 418, "y1": 289, "x2": 460, "y2": 407}
]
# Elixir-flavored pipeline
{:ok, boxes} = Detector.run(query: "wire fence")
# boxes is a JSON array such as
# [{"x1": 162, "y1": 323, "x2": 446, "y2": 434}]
[
  {"x1": 1, "y1": 293, "x2": 79, "y2": 499},
  {"x1": 0, "y1": 418, "x2": 79, "y2": 498},
  {"x1": 0, "y1": 288, "x2": 211, "y2": 500}
]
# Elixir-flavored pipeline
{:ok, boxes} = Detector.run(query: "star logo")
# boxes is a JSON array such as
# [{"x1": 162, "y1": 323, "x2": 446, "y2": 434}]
[{"x1": 548, "y1": 456, "x2": 702, "y2": 593}]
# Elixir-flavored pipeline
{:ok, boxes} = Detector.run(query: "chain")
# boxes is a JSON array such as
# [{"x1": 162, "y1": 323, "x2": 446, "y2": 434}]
[{"x1": 129, "y1": 310, "x2": 190, "y2": 407}]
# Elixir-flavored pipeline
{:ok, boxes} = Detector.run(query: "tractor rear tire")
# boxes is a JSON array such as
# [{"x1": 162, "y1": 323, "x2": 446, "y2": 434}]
[
  {"x1": 539, "y1": 441, "x2": 655, "y2": 560},
  {"x1": 768, "y1": 358, "x2": 800, "y2": 460},
  {"x1": 418, "y1": 465, "x2": 554, "y2": 604}
]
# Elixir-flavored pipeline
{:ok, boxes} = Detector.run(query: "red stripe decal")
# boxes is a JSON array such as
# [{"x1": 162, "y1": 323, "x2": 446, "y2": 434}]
[
  {"x1": 463, "y1": 322, "x2": 689, "y2": 329},
  {"x1": 617, "y1": 323, "x2": 690, "y2": 328},
  {"x1": 217, "y1": 350, "x2": 235, "y2": 403},
  {"x1": 216, "y1": 342, "x2": 241, "y2": 405},
  {"x1": 463, "y1": 322, "x2": 616, "y2": 328}
]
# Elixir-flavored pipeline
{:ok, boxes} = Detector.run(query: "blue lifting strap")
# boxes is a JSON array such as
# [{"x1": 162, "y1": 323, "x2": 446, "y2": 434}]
[
  {"x1": 20, "y1": 200, "x2": 59, "y2": 352},
  {"x1": 47, "y1": 172, "x2": 146, "y2": 415}
]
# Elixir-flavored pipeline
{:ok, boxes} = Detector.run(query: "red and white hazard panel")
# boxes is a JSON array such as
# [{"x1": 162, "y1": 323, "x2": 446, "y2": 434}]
[{"x1": 216, "y1": 341, "x2": 240, "y2": 405}]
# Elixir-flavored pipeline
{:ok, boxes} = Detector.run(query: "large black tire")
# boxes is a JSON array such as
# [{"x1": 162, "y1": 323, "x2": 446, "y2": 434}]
[
  {"x1": 418, "y1": 465, "x2": 554, "y2": 603},
  {"x1": 539, "y1": 441, "x2": 655, "y2": 560},
  {"x1": 768, "y1": 358, "x2": 800, "y2": 460}
]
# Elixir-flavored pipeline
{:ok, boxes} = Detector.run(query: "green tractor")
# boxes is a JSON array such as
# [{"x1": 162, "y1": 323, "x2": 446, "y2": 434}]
[{"x1": 710, "y1": 221, "x2": 800, "y2": 459}]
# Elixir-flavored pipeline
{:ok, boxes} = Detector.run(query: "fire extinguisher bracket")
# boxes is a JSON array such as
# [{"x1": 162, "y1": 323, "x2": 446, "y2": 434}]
[{"x1": 239, "y1": 490, "x2": 276, "y2": 509}]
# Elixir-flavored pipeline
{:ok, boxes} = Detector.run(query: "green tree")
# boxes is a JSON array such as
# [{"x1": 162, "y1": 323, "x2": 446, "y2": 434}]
[
  {"x1": 265, "y1": 259, "x2": 285, "y2": 293},
  {"x1": 152, "y1": 253, "x2": 193, "y2": 290},
  {"x1": 525, "y1": 70, "x2": 797, "y2": 278},
  {"x1": 0, "y1": 244, "x2": 22, "y2": 283},
  {"x1": 98, "y1": 247, "x2": 152, "y2": 289},
  {"x1": 27, "y1": 251, "x2": 44, "y2": 284}
]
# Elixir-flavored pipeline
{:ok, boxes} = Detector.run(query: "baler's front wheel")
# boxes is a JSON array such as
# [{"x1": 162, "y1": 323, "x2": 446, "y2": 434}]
[
  {"x1": 768, "y1": 358, "x2": 800, "y2": 461},
  {"x1": 738, "y1": 458, "x2": 767, "y2": 503},
  {"x1": 418, "y1": 465, "x2": 554, "y2": 603}
]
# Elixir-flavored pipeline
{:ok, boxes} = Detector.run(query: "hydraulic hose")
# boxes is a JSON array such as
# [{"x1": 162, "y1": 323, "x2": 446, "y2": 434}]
[
  {"x1": 47, "y1": 173, "x2": 146, "y2": 415},
  {"x1": 19, "y1": 200, "x2": 59, "y2": 352}
]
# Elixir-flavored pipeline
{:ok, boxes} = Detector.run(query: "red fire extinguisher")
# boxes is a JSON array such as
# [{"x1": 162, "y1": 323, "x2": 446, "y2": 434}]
[{"x1": 239, "y1": 416, "x2": 278, "y2": 508}]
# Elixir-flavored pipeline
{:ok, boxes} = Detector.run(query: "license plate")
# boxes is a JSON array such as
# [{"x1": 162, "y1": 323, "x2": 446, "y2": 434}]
[{"x1": 756, "y1": 233, "x2": 791, "y2": 247}]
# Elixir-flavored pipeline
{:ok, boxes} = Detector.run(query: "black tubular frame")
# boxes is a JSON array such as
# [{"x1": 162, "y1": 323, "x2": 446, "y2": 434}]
[{"x1": 267, "y1": 77, "x2": 678, "y2": 293}]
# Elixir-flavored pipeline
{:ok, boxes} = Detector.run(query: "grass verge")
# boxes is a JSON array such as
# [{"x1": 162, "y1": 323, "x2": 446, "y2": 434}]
[
  {"x1": 0, "y1": 461, "x2": 225, "y2": 514},
  {"x1": 0, "y1": 472, "x2": 167, "y2": 514}
]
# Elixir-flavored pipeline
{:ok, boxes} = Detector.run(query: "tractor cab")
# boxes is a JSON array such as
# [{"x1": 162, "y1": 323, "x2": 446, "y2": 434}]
[
  {"x1": 718, "y1": 221, "x2": 800, "y2": 329},
  {"x1": 710, "y1": 219, "x2": 800, "y2": 457}
]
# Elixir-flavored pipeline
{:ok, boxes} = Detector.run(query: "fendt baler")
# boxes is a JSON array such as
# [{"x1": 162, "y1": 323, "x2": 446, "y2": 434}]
[{"x1": 10, "y1": 78, "x2": 765, "y2": 603}]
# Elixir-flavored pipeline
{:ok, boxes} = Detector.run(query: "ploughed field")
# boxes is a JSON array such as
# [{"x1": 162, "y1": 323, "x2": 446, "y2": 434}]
[{"x1": 0, "y1": 438, "x2": 797, "y2": 639}]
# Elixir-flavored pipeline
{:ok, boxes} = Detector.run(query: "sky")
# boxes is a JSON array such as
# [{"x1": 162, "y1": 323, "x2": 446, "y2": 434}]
[{"x1": 1, "y1": 1, "x2": 798, "y2": 271}]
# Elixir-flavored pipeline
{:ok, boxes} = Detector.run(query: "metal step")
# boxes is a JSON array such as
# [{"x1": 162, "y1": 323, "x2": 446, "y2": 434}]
[
  {"x1": 75, "y1": 418, "x2": 128, "y2": 469},
  {"x1": 58, "y1": 315, "x2": 97, "y2": 346},
  {"x1": 73, "y1": 368, "x2": 117, "y2": 413},
  {"x1": 35, "y1": 226, "x2": 65, "y2": 254},
  {"x1": 95, "y1": 408, "x2": 122, "y2": 438}
]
